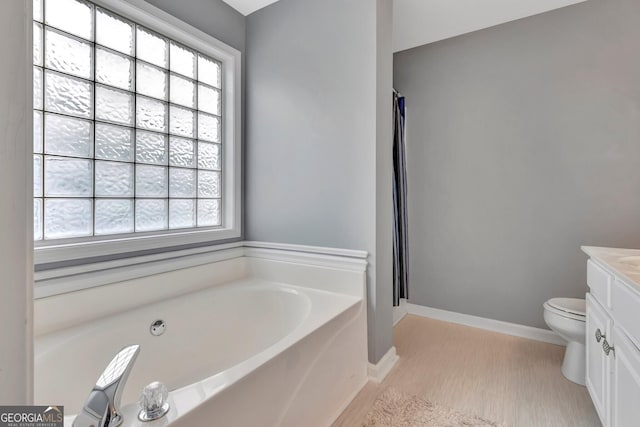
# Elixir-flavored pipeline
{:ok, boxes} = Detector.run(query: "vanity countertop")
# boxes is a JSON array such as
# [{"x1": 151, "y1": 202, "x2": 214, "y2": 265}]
[{"x1": 582, "y1": 246, "x2": 640, "y2": 292}]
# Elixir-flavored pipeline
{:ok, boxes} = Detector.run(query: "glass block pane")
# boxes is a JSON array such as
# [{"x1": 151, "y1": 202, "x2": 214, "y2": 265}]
[
  {"x1": 96, "y1": 8, "x2": 134, "y2": 56},
  {"x1": 136, "y1": 165, "x2": 167, "y2": 197},
  {"x1": 34, "y1": 155, "x2": 42, "y2": 197},
  {"x1": 34, "y1": 67, "x2": 43, "y2": 110},
  {"x1": 198, "y1": 113, "x2": 220, "y2": 142},
  {"x1": 169, "y1": 168, "x2": 195, "y2": 197},
  {"x1": 45, "y1": 157, "x2": 93, "y2": 197},
  {"x1": 169, "y1": 74, "x2": 195, "y2": 108},
  {"x1": 197, "y1": 199, "x2": 221, "y2": 227},
  {"x1": 96, "y1": 48, "x2": 134, "y2": 91},
  {"x1": 197, "y1": 170, "x2": 220, "y2": 198},
  {"x1": 136, "y1": 131, "x2": 167, "y2": 165},
  {"x1": 169, "y1": 199, "x2": 195, "y2": 229},
  {"x1": 34, "y1": 22, "x2": 43, "y2": 66},
  {"x1": 136, "y1": 96, "x2": 167, "y2": 132},
  {"x1": 96, "y1": 85, "x2": 134, "y2": 126},
  {"x1": 169, "y1": 106, "x2": 195, "y2": 138},
  {"x1": 95, "y1": 161, "x2": 134, "y2": 197},
  {"x1": 137, "y1": 27, "x2": 167, "y2": 68},
  {"x1": 45, "y1": 70, "x2": 92, "y2": 118},
  {"x1": 169, "y1": 137, "x2": 195, "y2": 168},
  {"x1": 198, "y1": 142, "x2": 220, "y2": 170},
  {"x1": 34, "y1": 111, "x2": 43, "y2": 153},
  {"x1": 198, "y1": 55, "x2": 221, "y2": 88},
  {"x1": 170, "y1": 42, "x2": 195, "y2": 79},
  {"x1": 34, "y1": 198, "x2": 43, "y2": 241},
  {"x1": 95, "y1": 123, "x2": 134, "y2": 162},
  {"x1": 34, "y1": 0, "x2": 43, "y2": 22},
  {"x1": 45, "y1": 0, "x2": 93, "y2": 41},
  {"x1": 135, "y1": 199, "x2": 167, "y2": 232},
  {"x1": 44, "y1": 198, "x2": 92, "y2": 239},
  {"x1": 137, "y1": 62, "x2": 167, "y2": 100},
  {"x1": 45, "y1": 28, "x2": 92, "y2": 79},
  {"x1": 95, "y1": 199, "x2": 134, "y2": 235},
  {"x1": 198, "y1": 85, "x2": 221, "y2": 116},
  {"x1": 44, "y1": 113, "x2": 93, "y2": 157}
]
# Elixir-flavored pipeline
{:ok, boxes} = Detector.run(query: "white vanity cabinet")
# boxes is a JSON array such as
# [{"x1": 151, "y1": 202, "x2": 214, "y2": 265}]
[
  {"x1": 611, "y1": 326, "x2": 640, "y2": 426},
  {"x1": 585, "y1": 292, "x2": 611, "y2": 424},
  {"x1": 584, "y1": 248, "x2": 640, "y2": 427}
]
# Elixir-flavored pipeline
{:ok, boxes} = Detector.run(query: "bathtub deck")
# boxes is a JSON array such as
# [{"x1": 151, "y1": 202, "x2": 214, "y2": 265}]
[{"x1": 332, "y1": 314, "x2": 600, "y2": 427}]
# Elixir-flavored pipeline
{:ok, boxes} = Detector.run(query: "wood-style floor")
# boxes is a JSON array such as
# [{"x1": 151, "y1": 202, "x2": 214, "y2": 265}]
[{"x1": 332, "y1": 315, "x2": 600, "y2": 427}]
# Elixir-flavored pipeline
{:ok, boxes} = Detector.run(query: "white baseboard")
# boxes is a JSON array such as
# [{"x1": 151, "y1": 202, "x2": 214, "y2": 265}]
[
  {"x1": 368, "y1": 346, "x2": 399, "y2": 383},
  {"x1": 406, "y1": 303, "x2": 565, "y2": 346},
  {"x1": 393, "y1": 298, "x2": 408, "y2": 326},
  {"x1": 325, "y1": 376, "x2": 368, "y2": 427}
]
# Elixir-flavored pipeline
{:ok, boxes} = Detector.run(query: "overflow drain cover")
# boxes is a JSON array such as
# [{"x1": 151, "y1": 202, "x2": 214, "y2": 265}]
[{"x1": 150, "y1": 320, "x2": 166, "y2": 336}]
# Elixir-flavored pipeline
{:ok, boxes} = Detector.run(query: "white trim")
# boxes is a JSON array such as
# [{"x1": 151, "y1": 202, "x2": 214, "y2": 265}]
[
  {"x1": 393, "y1": 298, "x2": 408, "y2": 325},
  {"x1": 244, "y1": 247, "x2": 368, "y2": 272},
  {"x1": 34, "y1": 241, "x2": 243, "y2": 281},
  {"x1": 367, "y1": 346, "x2": 399, "y2": 383},
  {"x1": 34, "y1": 242, "x2": 245, "y2": 299},
  {"x1": 34, "y1": 0, "x2": 242, "y2": 265},
  {"x1": 244, "y1": 241, "x2": 368, "y2": 272},
  {"x1": 406, "y1": 303, "x2": 566, "y2": 346},
  {"x1": 35, "y1": 241, "x2": 368, "y2": 298},
  {"x1": 35, "y1": 228, "x2": 242, "y2": 265},
  {"x1": 243, "y1": 241, "x2": 368, "y2": 259},
  {"x1": 325, "y1": 377, "x2": 368, "y2": 427}
]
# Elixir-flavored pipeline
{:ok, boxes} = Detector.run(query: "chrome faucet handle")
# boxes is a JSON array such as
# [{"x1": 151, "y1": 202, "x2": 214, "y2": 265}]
[
  {"x1": 73, "y1": 345, "x2": 140, "y2": 427},
  {"x1": 138, "y1": 381, "x2": 170, "y2": 422}
]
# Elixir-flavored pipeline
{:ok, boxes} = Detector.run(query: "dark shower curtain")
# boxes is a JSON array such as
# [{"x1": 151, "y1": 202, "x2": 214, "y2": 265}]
[{"x1": 393, "y1": 90, "x2": 409, "y2": 307}]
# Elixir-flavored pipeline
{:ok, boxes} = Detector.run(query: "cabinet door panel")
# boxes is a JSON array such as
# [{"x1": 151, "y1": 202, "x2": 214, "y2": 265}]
[
  {"x1": 612, "y1": 326, "x2": 640, "y2": 427},
  {"x1": 586, "y1": 293, "x2": 611, "y2": 426},
  {"x1": 611, "y1": 279, "x2": 640, "y2": 349},
  {"x1": 587, "y1": 260, "x2": 612, "y2": 308}
]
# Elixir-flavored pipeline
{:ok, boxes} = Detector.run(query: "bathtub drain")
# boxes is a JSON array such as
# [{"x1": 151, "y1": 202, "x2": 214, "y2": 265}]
[{"x1": 150, "y1": 320, "x2": 166, "y2": 336}]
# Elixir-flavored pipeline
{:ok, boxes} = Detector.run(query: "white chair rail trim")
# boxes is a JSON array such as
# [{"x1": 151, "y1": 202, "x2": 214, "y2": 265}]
[{"x1": 35, "y1": 241, "x2": 369, "y2": 299}]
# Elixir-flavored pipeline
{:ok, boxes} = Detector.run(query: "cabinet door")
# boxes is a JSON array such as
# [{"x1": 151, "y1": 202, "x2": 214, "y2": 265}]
[
  {"x1": 611, "y1": 326, "x2": 640, "y2": 427},
  {"x1": 586, "y1": 293, "x2": 611, "y2": 426}
]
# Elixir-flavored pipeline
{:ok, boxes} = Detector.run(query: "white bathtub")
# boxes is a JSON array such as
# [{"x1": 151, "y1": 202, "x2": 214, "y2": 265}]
[{"x1": 34, "y1": 246, "x2": 368, "y2": 426}]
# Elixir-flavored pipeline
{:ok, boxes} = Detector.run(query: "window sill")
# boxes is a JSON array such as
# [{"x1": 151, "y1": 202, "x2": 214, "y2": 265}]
[
  {"x1": 35, "y1": 225, "x2": 240, "y2": 265},
  {"x1": 34, "y1": 241, "x2": 245, "y2": 299}
]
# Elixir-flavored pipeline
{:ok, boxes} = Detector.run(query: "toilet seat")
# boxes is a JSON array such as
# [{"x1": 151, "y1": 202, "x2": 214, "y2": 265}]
[{"x1": 544, "y1": 298, "x2": 586, "y2": 321}]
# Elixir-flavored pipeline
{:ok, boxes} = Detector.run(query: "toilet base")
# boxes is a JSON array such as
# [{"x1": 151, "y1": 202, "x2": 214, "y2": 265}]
[{"x1": 561, "y1": 341, "x2": 586, "y2": 385}]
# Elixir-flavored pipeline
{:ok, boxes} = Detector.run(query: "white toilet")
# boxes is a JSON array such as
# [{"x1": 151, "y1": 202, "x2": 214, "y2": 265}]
[{"x1": 543, "y1": 297, "x2": 586, "y2": 385}]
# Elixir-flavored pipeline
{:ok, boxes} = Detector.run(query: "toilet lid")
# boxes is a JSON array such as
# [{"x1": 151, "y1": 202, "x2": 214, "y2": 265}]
[{"x1": 547, "y1": 298, "x2": 586, "y2": 317}]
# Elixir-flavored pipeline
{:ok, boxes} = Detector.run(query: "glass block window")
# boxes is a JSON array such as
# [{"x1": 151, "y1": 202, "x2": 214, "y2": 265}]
[{"x1": 33, "y1": 0, "x2": 223, "y2": 241}]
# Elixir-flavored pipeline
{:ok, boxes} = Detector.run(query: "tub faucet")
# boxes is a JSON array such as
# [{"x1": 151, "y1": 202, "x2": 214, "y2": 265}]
[{"x1": 73, "y1": 345, "x2": 140, "y2": 427}]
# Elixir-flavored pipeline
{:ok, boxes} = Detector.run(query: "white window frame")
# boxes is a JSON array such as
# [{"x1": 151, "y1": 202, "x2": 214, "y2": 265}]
[{"x1": 34, "y1": 0, "x2": 242, "y2": 265}]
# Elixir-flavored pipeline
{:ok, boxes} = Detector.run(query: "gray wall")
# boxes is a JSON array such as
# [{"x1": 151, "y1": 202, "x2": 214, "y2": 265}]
[
  {"x1": 374, "y1": 0, "x2": 394, "y2": 365},
  {"x1": 393, "y1": 0, "x2": 640, "y2": 329},
  {"x1": 246, "y1": 0, "x2": 394, "y2": 363},
  {"x1": 1, "y1": 0, "x2": 33, "y2": 403},
  {"x1": 144, "y1": 0, "x2": 245, "y2": 52}
]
